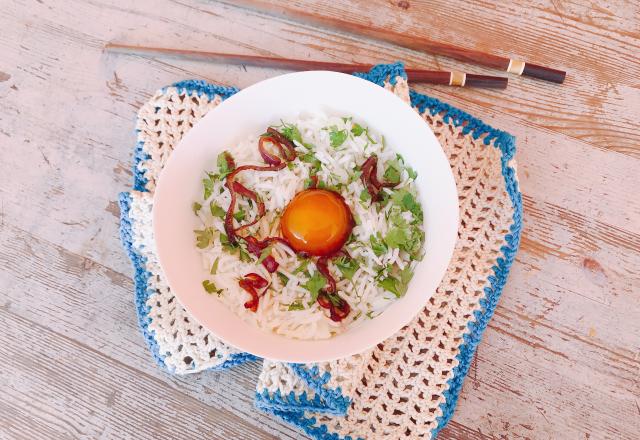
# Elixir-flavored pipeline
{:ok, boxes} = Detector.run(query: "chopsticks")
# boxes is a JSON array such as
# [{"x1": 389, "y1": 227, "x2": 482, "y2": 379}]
[
  {"x1": 230, "y1": 0, "x2": 566, "y2": 84},
  {"x1": 104, "y1": 43, "x2": 508, "y2": 89}
]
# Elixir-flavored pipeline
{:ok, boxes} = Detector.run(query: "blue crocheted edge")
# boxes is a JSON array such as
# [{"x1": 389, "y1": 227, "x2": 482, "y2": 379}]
[
  {"x1": 261, "y1": 64, "x2": 522, "y2": 439},
  {"x1": 254, "y1": 366, "x2": 351, "y2": 416},
  {"x1": 120, "y1": 78, "x2": 258, "y2": 372}
]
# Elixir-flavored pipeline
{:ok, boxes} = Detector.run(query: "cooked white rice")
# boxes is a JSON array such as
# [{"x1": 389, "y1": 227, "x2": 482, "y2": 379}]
[{"x1": 193, "y1": 113, "x2": 425, "y2": 340}]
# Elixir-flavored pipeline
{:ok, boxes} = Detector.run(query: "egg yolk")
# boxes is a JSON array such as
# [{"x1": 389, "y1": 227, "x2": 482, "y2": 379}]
[{"x1": 280, "y1": 189, "x2": 354, "y2": 256}]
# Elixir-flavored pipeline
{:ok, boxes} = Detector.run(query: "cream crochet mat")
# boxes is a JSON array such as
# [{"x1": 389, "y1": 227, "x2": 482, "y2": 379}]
[{"x1": 118, "y1": 63, "x2": 522, "y2": 439}]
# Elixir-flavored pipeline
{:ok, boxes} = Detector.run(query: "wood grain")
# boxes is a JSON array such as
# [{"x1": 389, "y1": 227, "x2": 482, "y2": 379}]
[
  {"x1": 1, "y1": 0, "x2": 639, "y2": 439},
  {"x1": 226, "y1": 0, "x2": 640, "y2": 158}
]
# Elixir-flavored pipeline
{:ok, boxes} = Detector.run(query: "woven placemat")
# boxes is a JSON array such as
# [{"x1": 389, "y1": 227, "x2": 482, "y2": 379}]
[{"x1": 118, "y1": 63, "x2": 522, "y2": 439}]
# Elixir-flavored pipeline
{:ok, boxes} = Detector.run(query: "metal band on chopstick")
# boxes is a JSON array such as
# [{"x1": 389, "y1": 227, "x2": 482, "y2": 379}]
[
  {"x1": 507, "y1": 59, "x2": 526, "y2": 75},
  {"x1": 449, "y1": 71, "x2": 466, "y2": 87}
]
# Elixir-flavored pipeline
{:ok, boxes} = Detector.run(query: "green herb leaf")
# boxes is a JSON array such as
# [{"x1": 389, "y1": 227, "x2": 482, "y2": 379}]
[
  {"x1": 304, "y1": 178, "x2": 315, "y2": 189},
  {"x1": 370, "y1": 233, "x2": 388, "y2": 256},
  {"x1": 217, "y1": 151, "x2": 235, "y2": 178},
  {"x1": 384, "y1": 227, "x2": 409, "y2": 249},
  {"x1": 391, "y1": 189, "x2": 422, "y2": 220},
  {"x1": 239, "y1": 248, "x2": 251, "y2": 262},
  {"x1": 301, "y1": 152, "x2": 322, "y2": 173},
  {"x1": 277, "y1": 271, "x2": 289, "y2": 286},
  {"x1": 383, "y1": 160, "x2": 402, "y2": 185},
  {"x1": 378, "y1": 276, "x2": 405, "y2": 297},
  {"x1": 359, "y1": 188, "x2": 371, "y2": 203},
  {"x1": 351, "y1": 123, "x2": 365, "y2": 136},
  {"x1": 202, "y1": 280, "x2": 223, "y2": 296},
  {"x1": 203, "y1": 177, "x2": 214, "y2": 200},
  {"x1": 287, "y1": 162, "x2": 295, "y2": 170},
  {"x1": 210, "y1": 257, "x2": 220, "y2": 275},
  {"x1": 400, "y1": 265, "x2": 413, "y2": 285},
  {"x1": 329, "y1": 127, "x2": 348, "y2": 148},
  {"x1": 407, "y1": 166, "x2": 418, "y2": 180},
  {"x1": 233, "y1": 209, "x2": 245, "y2": 222},
  {"x1": 303, "y1": 272, "x2": 326, "y2": 304},
  {"x1": 220, "y1": 233, "x2": 238, "y2": 253},
  {"x1": 210, "y1": 202, "x2": 226, "y2": 219},
  {"x1": 379, "y1": 190, "x2": 390, "y2": 207},
  {"x1": 280, "y1": 124, "x2": 303, "y2": 144},
  {"x1": 302, "y1": 142, "x2": 314, "y2": 150},
  {"x1": 257, "y1": 245, "x2": 273, "y2": 264},
  {"x1": 335, "y1": 257, "x2": 359, "y2": 280},
  {"x1": 194, "y1": 228, "x2": 215, "y2": 249},
  {"x1": 192, "y1": 202, "x2": 202, "y2": 215},
  {"x1": 293, "y1": 259, "x2": 309, "y2": 274},
  {"x1": 341, "y1": 116, "x2": 352, "y2": 123},
  {"x1": 287, "y1": 301, "x2": 305, "y2": 311}
]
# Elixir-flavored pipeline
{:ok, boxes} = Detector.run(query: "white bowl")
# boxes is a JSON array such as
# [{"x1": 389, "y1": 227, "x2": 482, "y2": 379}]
[{"x1": 153, "y1": 71, "x2": 458, "y2": 363}]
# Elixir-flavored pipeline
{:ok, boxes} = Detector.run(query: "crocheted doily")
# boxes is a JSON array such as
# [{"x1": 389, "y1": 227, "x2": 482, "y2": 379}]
[{"x1": 118, "y1": 63, "x2": 522, "y2": 439}]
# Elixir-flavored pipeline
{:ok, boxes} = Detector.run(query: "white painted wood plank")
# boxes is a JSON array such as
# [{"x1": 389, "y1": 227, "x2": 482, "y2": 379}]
[
  {"x1": 0, "y1": 223, "x2": 301, "y2": 439},
  {"x1": 0, "y1": 309, "x2": 285, "y2": 440}
]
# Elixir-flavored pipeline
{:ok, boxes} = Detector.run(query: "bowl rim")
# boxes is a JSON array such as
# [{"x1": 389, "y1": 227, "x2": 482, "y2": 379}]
[{"x1": 153, "y1": 71, "x2": 459, "y2": 362}]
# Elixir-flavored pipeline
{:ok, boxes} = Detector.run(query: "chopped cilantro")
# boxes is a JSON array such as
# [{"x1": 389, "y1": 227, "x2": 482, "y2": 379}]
[
  {"x1": 383, "y1": 160, "x2": 402, "y2": 185},
  {"x1": 202, "y1": 280, "x2": 223, "y2": 296},
  {"x1": 302, "y1": 142, "x2": 314, "y2": 150},
  {"x1": 388, "y1": 206, "x2": 408, "y2": 227},
  {"x1": 220, "y1": 233, "x2": 238, "y2": 252},
  {"x1": 216, "y1": 151, "x2": 235, "y2": 178},
  {"x1": 335, "y1": 256, "x2": 359, "y2": 280},
  {"x1": 351, "y1": 123, "x2": 365, "y2": 136},
  {"x1": 209, "y1": 202, "x2": 226, "y2": 219},
  {"x1": 257, "y1": 245, "x2": 273, "y2": 264},
  {"x1": 287, "y1": 301, "x2": 305, "y2": 311},
  {"x1": 360, "y1": 188, "x2": 371, "y2": 202},
  {"x1": 370, "y1": 233, "x2": 388, "y2": 256},
  {"x1": 194, "y1": 228, "x2": 215, "y2": 249},
  {"x1": 384, "y1": 227, "x2": 409, "y2": 249},
  {"x1": 391, "y1": 189, "x2": 423, "y2": 220},
  {"x1": 301, "y1": 152, "x2": 322, "y2": 173},
  {"x1": 192, "y1": 202, "x2": 202, "y2": 215},
  {"x1": 202, "y1": 177, "x2": 214, "y2": 200},
  {"x1": 277, "y1": 271, "x2": 289, "y2": 286},
  {"x1": 303, "y1": 272, "x2": 326, "y2": 304},
  {"x1": 210, "y1": 257, "x2": 220, "y2": 275},
  {"x1": 233, "y1": 209, "x2": 245, "y2": 222},
  {"x1": 407, "y1": 166, "x2": 418, "y2": 180},
  {"x1": 378, "y1": 276, "x2": 406, "y2": 298},
  {"x1": 329, "y1": 127, "x2": 348, "y2": 148},
  {"x1": 287, "y1": 161, "x2": 295, "y2": 170},
  {"x1": 378, "y1": 190, "x2": 390, "y2": 207},
  {"x1": 400, "y1": 265, "x2": 413, "y2": 285},
  {"x1": 280, "y1": 123, "x2": 303, "y2": 144},
  {"x1": 304, "y1": 178, "x2": 316, "y2": 189},
  {"x1": 239, "y1": 247, "x2": 252, "y2": 262},
  {"x1": 293, "y1": 259, "x2": 309, "y2": 274}
]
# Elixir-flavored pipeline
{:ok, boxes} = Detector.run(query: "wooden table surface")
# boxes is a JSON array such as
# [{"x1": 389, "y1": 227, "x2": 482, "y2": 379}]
[{"x1": 2, "y1": 1, "x2": 639, "y2": 438}]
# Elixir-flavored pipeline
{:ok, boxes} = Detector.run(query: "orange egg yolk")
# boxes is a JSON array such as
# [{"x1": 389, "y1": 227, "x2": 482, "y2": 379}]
[{"x1": 280, "y1": 189, "x2": 354, "y2": 256}]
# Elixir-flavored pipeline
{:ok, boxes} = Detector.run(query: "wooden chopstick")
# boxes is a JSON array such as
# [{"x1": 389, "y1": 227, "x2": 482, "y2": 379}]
[
  {"x1": 229, "y1": 0, "x2": 566, "y2": 84},
  {"x1": 104, "y1": 43, "x2": 508, "y2": 89}
]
